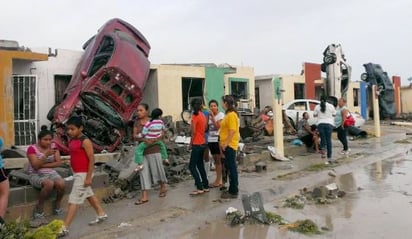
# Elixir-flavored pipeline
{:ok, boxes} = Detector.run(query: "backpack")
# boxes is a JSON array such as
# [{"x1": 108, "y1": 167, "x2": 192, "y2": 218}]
[{"x1": 344, "y1": 112, "x2": 355, "y2": 127}]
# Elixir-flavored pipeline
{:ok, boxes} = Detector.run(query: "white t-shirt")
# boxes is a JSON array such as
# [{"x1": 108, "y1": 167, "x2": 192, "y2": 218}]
[
  {"x1": 314, "y1": 102, "x2": 336, "y2": 126},
  {"x1": 208, "y1": 112, "x2": 225, "y2": 143}
]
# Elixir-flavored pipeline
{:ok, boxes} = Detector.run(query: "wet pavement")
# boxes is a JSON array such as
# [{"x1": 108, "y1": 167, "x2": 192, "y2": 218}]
[
  {"x1": 194, "y1": 153, "x2": 412, "y2": 239},
  {"x1": 50, "y1": 123, "x2": 412, "y2": 239}
]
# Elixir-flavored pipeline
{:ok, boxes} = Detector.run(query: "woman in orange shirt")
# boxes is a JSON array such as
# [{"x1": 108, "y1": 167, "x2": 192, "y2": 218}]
[{"x1": 188, "y1": 98, "x2": 209, "y2": 196}]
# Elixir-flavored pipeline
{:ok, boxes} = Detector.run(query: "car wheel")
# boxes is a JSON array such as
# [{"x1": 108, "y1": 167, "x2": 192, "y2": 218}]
[
  {"x1": 47, "y1": 104, "x2": 58, "y2": 121},
  {"x1": 323, "y1": 53, "x2": 336, "y2": 64},
  {"x1": 361, "y1": 73, "x2": 369, "y2": 82},
  {"x1": 181, "y1": 110, "x2": 192, "y2": 125}
]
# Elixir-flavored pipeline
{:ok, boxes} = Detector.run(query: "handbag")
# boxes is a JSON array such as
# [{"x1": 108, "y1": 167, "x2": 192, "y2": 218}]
[{"x1": 344, "y1": 112, "x2": 355, "y2": 127}]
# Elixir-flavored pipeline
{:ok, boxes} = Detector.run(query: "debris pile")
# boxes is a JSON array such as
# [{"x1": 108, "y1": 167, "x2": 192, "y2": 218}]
[
  {"x1": 282, "y1": 184, "x2": 346, "y2": 209},
  {"x1": 225, "y1": 192, "x2": 322, "y2": 235}
]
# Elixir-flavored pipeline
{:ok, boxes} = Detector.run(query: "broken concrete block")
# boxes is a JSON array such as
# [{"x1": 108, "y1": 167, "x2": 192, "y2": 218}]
[
  {"x1": 255, "y1": 161, "x2": 267, "y2": 172},
  {"x1": 169, "y1": 164, "x2": 187, "y2": 176}
]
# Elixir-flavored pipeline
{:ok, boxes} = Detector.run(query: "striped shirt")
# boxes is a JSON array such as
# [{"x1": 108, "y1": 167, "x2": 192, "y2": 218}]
[
  {"x1": 26, "y1": 145, "x2": 56, "y2": 174},
  {"x1": 142, "y1": 119, "x2": 165, "y2": 139}
]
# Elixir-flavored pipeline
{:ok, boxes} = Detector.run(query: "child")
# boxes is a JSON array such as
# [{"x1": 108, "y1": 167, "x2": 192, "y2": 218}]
[
  {"x1": 134, "y1": 108, "x2": 169, "y2": 171},
  {"x1": 58, "y1": 116, "x2": 107, "y2": 237}
]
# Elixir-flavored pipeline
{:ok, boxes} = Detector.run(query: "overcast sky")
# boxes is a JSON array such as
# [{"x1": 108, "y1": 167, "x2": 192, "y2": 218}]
[{"x1": 1, "y1": 0, "x2": 411, "y2": 85}]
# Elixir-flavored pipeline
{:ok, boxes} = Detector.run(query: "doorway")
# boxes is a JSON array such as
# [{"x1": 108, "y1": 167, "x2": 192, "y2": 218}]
[{"x1": 181, "y1": 77, "x2": 204, "y2": 111}]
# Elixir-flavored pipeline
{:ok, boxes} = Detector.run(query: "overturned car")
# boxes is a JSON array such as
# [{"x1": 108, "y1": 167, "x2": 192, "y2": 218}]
[
  {"x1": 48, "y1": 18, "x2": 151, "y2": 154},
  {"x1": 361, "y1": 63, "x2": 396, "y2": 119}
]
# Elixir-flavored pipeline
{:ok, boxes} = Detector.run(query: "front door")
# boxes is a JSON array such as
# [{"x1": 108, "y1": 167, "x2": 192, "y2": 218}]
[{"x1": 13, "y1": 75, "x2": 38, "y2": 146}]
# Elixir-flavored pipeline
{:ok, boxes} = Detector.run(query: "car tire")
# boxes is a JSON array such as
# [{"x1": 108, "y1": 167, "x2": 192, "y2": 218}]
[
  {"x1": 47, "y1": 104, "x2": 58, "y2": 121},
  {"x1": 181, "y1": 110, "x2": 192, "y2": 125},
  {"x1": 361, "y1": 73, "x2": 369, "y2": 82},
  {"x1": 323, "y1": 53, "x2": 336, "y2": 64}
]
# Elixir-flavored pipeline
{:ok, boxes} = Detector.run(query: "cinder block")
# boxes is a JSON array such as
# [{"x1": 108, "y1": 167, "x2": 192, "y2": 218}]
[
  {"x1": 25, "y1": 186, "x2": 40, "y2": 203},
  {"x1": 169, "y1": 164, "x2": 187, "y2": 176},
  {"x1": 8, "y1": 187, "x2": 26, "y2": 207},
  {"x1": 92, "y1": 172, "x2": 109, "y2": 188}
]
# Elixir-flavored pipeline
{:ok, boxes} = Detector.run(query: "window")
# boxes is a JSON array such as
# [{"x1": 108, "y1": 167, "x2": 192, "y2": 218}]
[
  {"x1": 88, "y1": 36, "x2": 114, "y2": 76},
  {"x1": 54, "y1": 75, "x2": 71, "y2": 104},
  {"x1": 353, "y1": 88, "x2": 359, "y2": 107},
  {"x1": 229, "y1": 78, "x2": 248, "y2": 101},
  {"x1": 294, "y1": 83, "x2": 305, "y2": 99},
  {"x1": 255, "y1": 87, "x2": 260, "y2": 109}
]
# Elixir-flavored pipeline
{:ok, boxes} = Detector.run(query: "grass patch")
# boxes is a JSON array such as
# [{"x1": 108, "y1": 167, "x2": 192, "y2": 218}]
[
  {"x1": 305, "y1": 163, "x2": 329, "y2": 171},
  {"x1": 285, "y1": 219, "x2": 321, "y2": 235}
]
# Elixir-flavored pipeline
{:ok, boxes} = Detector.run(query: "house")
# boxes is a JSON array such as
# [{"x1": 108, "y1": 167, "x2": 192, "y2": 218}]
[
  {"x1": 0, "y1": 41, "x2": 82, "y2": 148},
  {"x1": 143, "y1": 63, "x2": 255, "y2": 121}
]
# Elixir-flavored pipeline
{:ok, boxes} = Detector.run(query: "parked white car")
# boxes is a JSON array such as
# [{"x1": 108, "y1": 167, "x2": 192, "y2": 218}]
[{"x1": 283, "y1": 99, "x2": 365, "y2": 128}]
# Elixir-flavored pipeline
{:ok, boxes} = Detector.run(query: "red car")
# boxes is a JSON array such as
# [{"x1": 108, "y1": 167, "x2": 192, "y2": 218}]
[{"x1": 49, "y1": 18, "x2": 151, "y2": 154}]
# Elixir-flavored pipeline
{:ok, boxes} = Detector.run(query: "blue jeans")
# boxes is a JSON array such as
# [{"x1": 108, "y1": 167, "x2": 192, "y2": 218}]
[
  {"x1": 336, "y1": 126, "x2": 348, "y2": 151},
  {"x1": 189, "y1": 145, "x2": 208, "y2": 190},
  {"x1": 223, "y1": 146, "x2": 238, "y2": 195},
  {"x1": 318, "y1": 123, "x2": 334, "y2": 159}
]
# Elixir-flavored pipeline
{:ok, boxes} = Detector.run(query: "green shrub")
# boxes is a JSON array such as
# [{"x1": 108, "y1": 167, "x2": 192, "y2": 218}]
[{"x1": 0, "y1": 218, "x2": 30, "y2": 239}]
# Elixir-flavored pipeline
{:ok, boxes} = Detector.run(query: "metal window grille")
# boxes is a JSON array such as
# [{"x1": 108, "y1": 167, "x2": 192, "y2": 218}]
[{"x1": 13, "y1": 75, "x2": 38, "y2": 146}]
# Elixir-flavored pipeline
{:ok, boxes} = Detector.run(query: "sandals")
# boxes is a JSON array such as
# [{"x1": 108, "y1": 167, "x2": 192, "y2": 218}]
[
  {"x1": 189, "y1": 190, "x2": 204, "y2": 196},
  {"x1": 159, "y1": 191, "x2": 167, "y2": 197},
  {"x1": 134, "y1": 199, "x2": 149, "y2": 205},
  {"x1": 209, "y1": 183, "x2": 222, "y2": 188}
]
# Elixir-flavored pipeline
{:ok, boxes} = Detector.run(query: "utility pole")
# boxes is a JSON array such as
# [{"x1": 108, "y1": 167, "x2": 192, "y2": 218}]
[{"x1": 272, "y1": 77, "x2": 284, "y2": 157}]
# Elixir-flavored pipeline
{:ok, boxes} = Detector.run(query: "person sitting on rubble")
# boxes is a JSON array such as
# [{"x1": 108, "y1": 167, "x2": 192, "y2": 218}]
[
  {"x1": 261, "y1": 106, "x2": 274, "y2": 136},
  {"x1": 134, "y1": 108, "x2": 170, "y2": 172},
  {"x1": 297, "y1": 112, "x2": 320, "y2": 153},
  {"x1": 26, "y1": 126, "x2": 65, "y2": 228}
]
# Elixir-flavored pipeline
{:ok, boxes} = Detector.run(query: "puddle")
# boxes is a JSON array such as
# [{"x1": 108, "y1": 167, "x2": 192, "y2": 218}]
[{"x1": 194, "y1": 153, "x2": 412, "y2": 238}]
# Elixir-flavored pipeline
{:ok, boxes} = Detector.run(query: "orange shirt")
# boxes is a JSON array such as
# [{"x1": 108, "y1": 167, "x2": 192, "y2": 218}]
[{"x1": 191, "y1": 112, "x2": 206, "y2": 145}]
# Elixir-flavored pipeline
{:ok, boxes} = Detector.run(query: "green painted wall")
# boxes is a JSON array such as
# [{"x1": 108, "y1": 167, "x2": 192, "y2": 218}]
[{"x1": 205, "y1": 67, "x2": 225, "y2": 110}]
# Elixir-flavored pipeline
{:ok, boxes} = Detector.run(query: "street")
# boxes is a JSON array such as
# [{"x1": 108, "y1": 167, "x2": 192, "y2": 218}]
[{"x1": 57, "y1": 124, "x2": 412, "y2": 239}]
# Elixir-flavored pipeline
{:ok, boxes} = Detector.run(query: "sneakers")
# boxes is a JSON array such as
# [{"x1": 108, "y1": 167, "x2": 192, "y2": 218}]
[
  {"x1": 89, "y1": 214, "x2": 108, "y2": 225},
  {"x1": 221, "y1": 191, "x2": 238, "y2": 199},
  {"x1": 53, "y1": 208, "x2": 64, "y2": 215},
  {"x1": 134, "y1": 164, "x2": 144, "y2": 172},
  {"x1": 340, "y1": 149, "x2": 351, "y2": 155},
  {"x1": 30, "y1": 212, "x2": 49, "y2": 228},
  {"x1": 57, "y1": 226, "x2": 69, "y2": 238}
]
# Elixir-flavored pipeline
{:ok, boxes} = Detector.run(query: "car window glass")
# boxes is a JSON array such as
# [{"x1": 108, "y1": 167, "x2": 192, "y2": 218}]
[
  {"x1": 309, "y1": 102, "x2": 318, "y2": 111},
  {"x1": 88, "y1": 36, "x2": 114, "y2": 77},
  {"x1": 290, "y1": 102, "x2": 306, "y2": 110}
]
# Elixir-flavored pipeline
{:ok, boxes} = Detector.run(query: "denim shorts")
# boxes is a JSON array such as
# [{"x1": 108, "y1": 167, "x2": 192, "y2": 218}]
[{"x1": 29, "y1": 171, "x2": 61, "y2": 189}]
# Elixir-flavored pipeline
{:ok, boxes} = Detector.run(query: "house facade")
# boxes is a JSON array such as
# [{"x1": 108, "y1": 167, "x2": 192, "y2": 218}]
[
  {"x1": 143, "y1": 64, "x2": 255, "y2": 122},
  {"x1": 0, "y1": 44, "x2": 82, "y2": 148}
]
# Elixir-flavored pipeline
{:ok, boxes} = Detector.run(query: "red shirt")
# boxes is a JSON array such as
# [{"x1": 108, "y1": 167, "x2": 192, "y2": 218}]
[
  {"x1": 68, "y1": 136, "x2": 89, "y2": 173},
  {"x1": 191, "y1": 112, "x2": 206, "y2": 145}
]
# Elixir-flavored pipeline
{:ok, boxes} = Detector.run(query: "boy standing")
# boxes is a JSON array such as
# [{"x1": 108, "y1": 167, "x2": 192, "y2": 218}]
[{"x1": 58, "y1": 116, "x2": 107, "y2": 237}]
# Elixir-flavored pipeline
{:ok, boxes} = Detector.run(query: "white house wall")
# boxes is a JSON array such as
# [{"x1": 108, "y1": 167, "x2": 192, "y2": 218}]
[{"x1": 31, "y1": 48, "x2": 82, "y2": 127}]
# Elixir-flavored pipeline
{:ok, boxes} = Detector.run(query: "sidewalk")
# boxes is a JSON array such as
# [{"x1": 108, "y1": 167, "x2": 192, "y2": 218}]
[{"x1": 58, "y1": 124, "x2": 412, "y2": 238}]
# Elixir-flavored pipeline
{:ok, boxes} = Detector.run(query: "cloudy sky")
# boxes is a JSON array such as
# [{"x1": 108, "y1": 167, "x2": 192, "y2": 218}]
[{"x1": 1, "y1": 0, "x2": 411, "y2": 85}]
